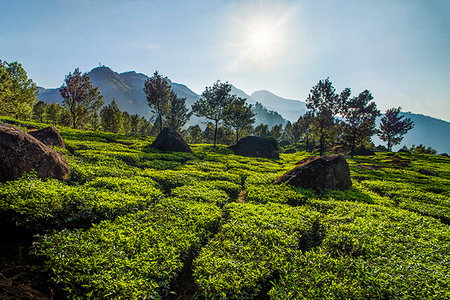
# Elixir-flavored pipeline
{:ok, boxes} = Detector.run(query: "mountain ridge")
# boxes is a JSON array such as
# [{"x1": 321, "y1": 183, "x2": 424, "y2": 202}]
[{"x1": 37, "y1": 66, "x2": 450, "y2": 152}]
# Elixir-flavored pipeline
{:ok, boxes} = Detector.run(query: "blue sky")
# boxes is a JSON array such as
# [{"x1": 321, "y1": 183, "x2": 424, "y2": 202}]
[{"x1": 1, "y1": 0, "x2": 449, "y2": 121}]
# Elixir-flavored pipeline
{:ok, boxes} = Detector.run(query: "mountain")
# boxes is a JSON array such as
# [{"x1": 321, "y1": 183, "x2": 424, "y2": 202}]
[
  {"x1": 38, "y1": 67, "x2": 200, "y2": 118},
  {"x1": 38, "y1": 67, "x2": 286, "y2": 128},
  {"x1": 37, "y1": 66, "x2": 449, "y2": 152},
  {"x1": 251, "y1": 90, "x2": 307, "y2": 122},
  {"x1": 373, "y1": 112, "x2": 450, "y2": 153}
]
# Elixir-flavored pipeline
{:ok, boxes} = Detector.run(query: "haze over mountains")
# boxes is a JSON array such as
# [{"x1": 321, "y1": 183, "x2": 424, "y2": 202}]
[{"x1": 37, "y1": 66, "x2": 450, "y2": 153}]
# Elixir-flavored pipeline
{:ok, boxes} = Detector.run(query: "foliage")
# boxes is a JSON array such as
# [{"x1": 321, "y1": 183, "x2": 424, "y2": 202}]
[
  {"x1": 100, "y1": 99, "x2": 123, "y2": 133},
  {"x1": 0, "y1": 60, "x2": 38, "y2": 119},
  {"x1": 223, "y1": 97, "x2": 255, "y2": 143},
  {"x1": 341, "y1": 90, "x2": 380, "y2": 156},
  {"x1": 192, "y1": 80, "x2": 234, "y2": 147},
  {"x1": 166, "y1": 91, "x2": 192, "y2": 132},
  {"x1": 378, "y1": 107, "x2": 414, "y2": 151},
  {"x1": 306, "y1": 78, "x2": 351, "y2": 156},
  {"x1": 35, "y1": 199, "x2": 221, "y2": 299},
  {"x1": 144, "y1": 71, "x2": 171, "y2": 133},
  {"x1": 410, "y1": 144, "x2": 437, "y2": 155},
  {"x1": 60, "y1": 68, "x2": 104, "y2": 129}
]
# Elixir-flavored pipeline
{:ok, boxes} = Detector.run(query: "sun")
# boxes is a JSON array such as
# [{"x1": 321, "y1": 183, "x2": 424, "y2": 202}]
[{"x1": 244, "y1": 19, "x2": 279, "y2": 61}]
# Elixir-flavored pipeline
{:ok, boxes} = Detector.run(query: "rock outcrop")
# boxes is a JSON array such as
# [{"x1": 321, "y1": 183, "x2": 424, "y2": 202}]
[
  {"x1": 29, "y1": 126, "x2": 65, "y2": 148},
  {"x1": 350, "y1": 146, "x2": 375, "y2": 156},
  {"x1": 275, "y1": 154, "x2": 352, "y2": 191},
  {"x1": 150, "y1": 128, "x2": 192, "y2": 153},
  {"x1": 229, "y1": 136, "x2": 279, "y2": 159},
  {"x1": 0, "y1": 123, "x2": 69, "y2": 182}
]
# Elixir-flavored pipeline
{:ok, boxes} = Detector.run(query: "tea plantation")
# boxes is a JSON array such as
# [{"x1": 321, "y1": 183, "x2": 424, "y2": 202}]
[{"x1": 1, "y1": 117, "x2": 449, "y2": 299}]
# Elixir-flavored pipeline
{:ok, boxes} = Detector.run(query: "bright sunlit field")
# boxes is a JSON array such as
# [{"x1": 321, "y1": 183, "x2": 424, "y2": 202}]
[{"x1": 0, "y1": 117, "x2": 449, "y2": 299}]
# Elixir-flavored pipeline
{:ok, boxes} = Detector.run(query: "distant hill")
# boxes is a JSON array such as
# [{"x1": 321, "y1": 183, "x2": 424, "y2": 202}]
[
  {"x1": 38, "y1": 67, "x2": 286, "y2": 128},
  {"x1": 37, "y1": 66, "x2": 449, "y2": 152},
  {"x1": 373, "y1": 112, "x2": 450, "y2": 153},
  {"x1": 251, "y1": 90, "x2": 307, "y2": 122}
]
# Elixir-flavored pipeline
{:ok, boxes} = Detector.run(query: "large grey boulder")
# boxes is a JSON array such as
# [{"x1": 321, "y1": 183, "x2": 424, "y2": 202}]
[
  {"x1": 150, "y1": 127, "x2": 192, "y2": 153},
  {"x1": 29, "y1": 126, "x2": 65, "y2": 148},
  {"x1": 0, "y1": 123, "x2": 69, "y2": 182},
  {"x1": 275, "y1": 154, "x2": 352, "y2": 191},
  {"x1": 229, "y1": 136, "x2": 279, "y2": 159}
]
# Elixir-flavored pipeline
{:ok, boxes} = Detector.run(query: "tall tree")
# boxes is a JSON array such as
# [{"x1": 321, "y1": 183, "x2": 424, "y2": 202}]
[
  {"x1": 378, "y1": 107, "x2": 414, "y2": 151},
  {"x1": 47, "y1": 103, "x2": 62, "y2": 126},
  {"x1": 223, "y1": 97, "x2": 255, "y2": 143},
  {"x1": 341, "y1": 90, "x2": 380, "y2": 156},
  {"x1": 100, "y1": 99, "x2": 123, "y2": 133},
  {"x1": 166, "y1": 91, "x2": 192, "y2": 132},
  {"x1": 253, "y1": 124, "x2": 269, "y2": 138},
  {"x1": 192, "y1": 80, "x2": 234, "y2": 148},
  {"x1": 144, "y1": 71, "x2": 171, "y2": 134},
  {"x1": 33, "y1": 100, "x2": 48, "y2": 122},
  {"x1": 59, "y1": 68, "x2": 104, "y2": 129},
  {"x1": 306, "y1": 78, "x2": 351, "y2": 156},
  {"x1": 1, "y1": 60, "x2": 38, "y2": 119},
  {"x1": 130, "y1": 114, "x2": 143, "y2": 135},
  {"x1": 291, "y1": 111, "x2": 314, "y2": 148},
  {"x1": 122, "y1": 111, "x2": 132, "y2": 134}
]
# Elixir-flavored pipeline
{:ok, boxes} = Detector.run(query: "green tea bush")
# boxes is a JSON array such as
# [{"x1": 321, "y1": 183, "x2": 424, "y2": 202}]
[
  {"x1": 270, "y1": 201, "x2": 450, "y2": 299},
  {"x1": 245, "y1": 183, "x2": 304, "y2": 205},
  {"x1": 84, "y1": 176, "x2": 162, "y2": 198},
  {"x1": 194, "y1": 202, "x2": 322, "y2": 298},
  {"x1": 35, "y1": 199, "x2": 222, "y2": 299},
  {"x1": 171, "y1": 183, "x2": 230, "y2": 207},
  {"x1": 0, "y1": 176, "x2": 160, "y2": 231}
]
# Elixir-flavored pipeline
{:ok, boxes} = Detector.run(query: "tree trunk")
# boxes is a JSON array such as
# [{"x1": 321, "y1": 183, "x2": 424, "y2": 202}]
[
  {"x1": 213, "y1": 119, "x2": 218, "y2": 148},
  {"x1": 350, "y1": 129, "x2": 357, "y2": 158},
  {"x1": 236, "y1": 128, "x2": 239, "y2": 144},
  {"x1": 159, "y1": 113, "x2": 163, "y2": 134},
  {"x1": 387, "y1": 136, "x2": 391, "y2": 152},
  {"x1": 319, "y1": 125, "x2": 324, "y2": 156},
  {"x1": 73, "y1": 115, "x2": 77, "y2": 129}
]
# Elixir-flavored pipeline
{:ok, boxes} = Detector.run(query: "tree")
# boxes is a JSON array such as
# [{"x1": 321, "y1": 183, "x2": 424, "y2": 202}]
[
  {"x1": 192, "y1": 80, "x2": 234, "y2": 148},
  {"x1": 46, "y1": 103, "x2": 63, "y2": 126},
  {"x1": 33, "y1": 100, "x2": 48, "y2": 122},
  {"x1": 185, "y1": 125, "x2": 203, "y2": 143},
  {"x1": 166, "y1": 91, "x2": 192, "y2": 132},
  {"x1": 291, "y1": 111, "x2": 314, "y2": 148},
  {"x1": 341, "y1": 90, "x2": 380, "y2": 157},
  {"x1": 122, "y1": 111, "x2": 132, "y2": 134},
  {"x1": 0, "y1": 60, "x2": 38, "y2": 119},
  {"x1": 253, "y1": 124, "x2": 269, "y2": 138},
  {"x1": 223, "y1": 97, "x2": 255, "y2": 143},
  {"x1": 144, "y1": 71, "x2": 171, "y2": 134},
  {"x1": 306, "y1": 78, "x2": 351, "y2": 156},
  {"x1": 269, "y1": 124, "x2": 283, "y2": 140},
  {"x1": 378, "y1": 107, "x2": 414, "y2": 151},
  {"x1": 100, "y1": 99, "x2": 123, "y2": 133},
  {"x1": 60, "y1": 68, "x2": 104, "y2": 129},
  {"x1": 130, "y1": 114, "x2": 143, "y2": 135}
]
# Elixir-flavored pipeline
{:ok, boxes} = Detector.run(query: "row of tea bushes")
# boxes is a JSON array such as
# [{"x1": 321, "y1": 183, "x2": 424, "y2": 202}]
[
  {"x1": 0, "y1": 175, "x2": 163, "y2": 232},
  {"x1": 269, "y1": 200, "x2": 450, "y2": 299},
  {"x1": 194, "y1": 202, "x2": 322, "y2": 298},
  {"x1": 34, "y1": 198, "x2": 222, "y2": 299}
]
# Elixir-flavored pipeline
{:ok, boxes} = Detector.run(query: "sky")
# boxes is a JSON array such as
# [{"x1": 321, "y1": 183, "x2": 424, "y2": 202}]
[{"x1": 1, "y1": 0, "x2": 449, "y2": 121}]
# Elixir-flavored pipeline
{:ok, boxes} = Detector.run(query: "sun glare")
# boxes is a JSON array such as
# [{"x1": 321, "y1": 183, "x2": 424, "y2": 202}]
[{"x1": 228, "y1": 2, "x2": 293, "y2": 70}]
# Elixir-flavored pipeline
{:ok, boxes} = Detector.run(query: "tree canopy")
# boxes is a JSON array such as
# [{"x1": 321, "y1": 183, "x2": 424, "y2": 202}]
[
  {"x1": 59, "y1": 68, "x2": 104, "y2": 129},
  {"x1": 192, "y1": 80, "x2": 234, "y2": 147},
  {"x1": 341, "y1": 90, "x2": 380, "y2": 156},
  {"x1": 223, "y1": 97, "x2": 255, "y2": 143},
  {"x1": 378, "y1": 107, "x2": 414, "y2": 151},
  {"x1": 144, "y1": 71, "x2": 171, "y2": 133}
]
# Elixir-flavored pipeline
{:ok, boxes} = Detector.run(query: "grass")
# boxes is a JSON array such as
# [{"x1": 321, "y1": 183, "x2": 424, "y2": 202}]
[{"x1": 1, "y1": 117, "x2": 449, "y2": 299}]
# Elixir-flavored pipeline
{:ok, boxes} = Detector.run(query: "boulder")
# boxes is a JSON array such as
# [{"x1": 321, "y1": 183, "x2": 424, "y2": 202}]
[
  {"x1": 275, "y1": 154, "x2": 352, "y2": 191},
  {"x1": 439, "y1": 153, "x2": 449, "y2": 157},
  {"x1": 0, "y1": 123, "x2": 69, "y2": 182},
  {"x1": 418, "y1": 169, "x2": 438, "y2": 176},
  {"x1": 29, "y1": 126, "x2": 65, "y2": 148},
  {"x1": 150, "y1": 127, "x2": 192, "y2": 153},
  {"x1": 350, "y1": 146, "x2": 375, "y2": 156},
  {"x1": 229, "y1": 136, "x2": 279, "y2": 159},
  {"x1": 283, "y1": 148, "x2": 296, "y2": 154}
]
